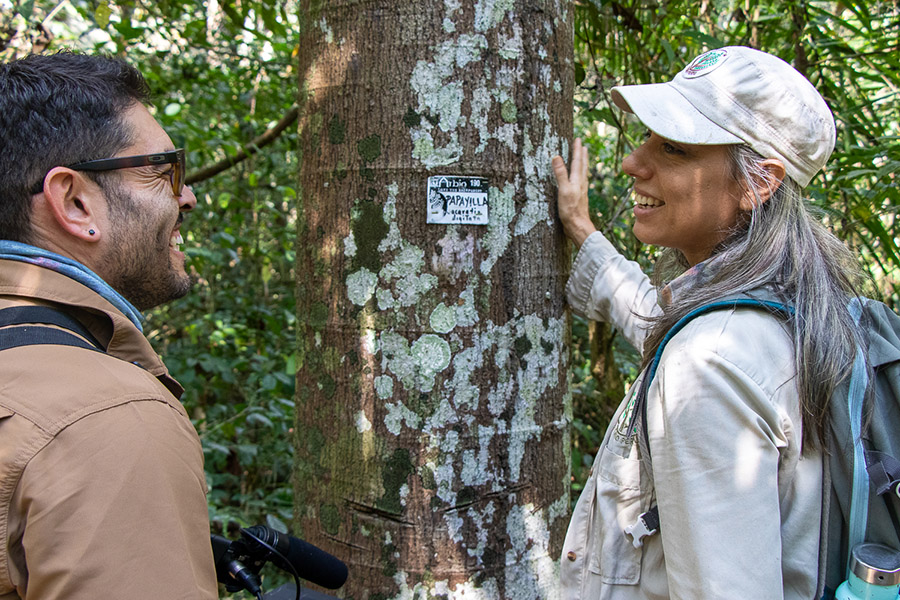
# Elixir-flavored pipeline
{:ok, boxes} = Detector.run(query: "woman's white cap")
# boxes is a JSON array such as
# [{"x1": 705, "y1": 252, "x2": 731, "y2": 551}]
[{"x1": 611, "y1": 46, "x2": 835, "y2": 187}]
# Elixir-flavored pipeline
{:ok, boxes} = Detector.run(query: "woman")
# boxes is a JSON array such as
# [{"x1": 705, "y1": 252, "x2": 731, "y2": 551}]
[{"x1": 552, "y1": 47, "x2": 863, "y2": 599}]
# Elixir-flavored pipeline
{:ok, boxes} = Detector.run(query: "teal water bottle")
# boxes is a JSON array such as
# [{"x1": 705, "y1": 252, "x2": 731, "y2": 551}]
[{"x1": 835, "y1": 543, "x2": 900, "y2": 600}]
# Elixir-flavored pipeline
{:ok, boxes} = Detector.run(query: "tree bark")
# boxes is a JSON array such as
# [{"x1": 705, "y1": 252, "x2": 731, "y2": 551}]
[{"x1": 294, "y1": 1, "x2": 573, "y2": 597}]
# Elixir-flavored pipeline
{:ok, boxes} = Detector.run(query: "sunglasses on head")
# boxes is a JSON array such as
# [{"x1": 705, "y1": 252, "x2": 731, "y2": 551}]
[{"x1": 30, "y1": 149, "x2": 186, "y2": 197}]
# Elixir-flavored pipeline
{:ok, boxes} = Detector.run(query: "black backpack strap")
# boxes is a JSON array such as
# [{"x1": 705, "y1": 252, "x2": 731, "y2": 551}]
[
  {"x1": 0, "y1": 306, "x2": 105, "y2": 352},
  {"x1": 866, "y1": 449, "x2": 900, "y2": 498}
]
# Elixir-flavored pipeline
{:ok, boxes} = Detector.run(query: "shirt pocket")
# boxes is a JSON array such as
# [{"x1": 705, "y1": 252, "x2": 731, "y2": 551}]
[{"x1": 589, "y1": 441, "x2": 646, "y2": 585}]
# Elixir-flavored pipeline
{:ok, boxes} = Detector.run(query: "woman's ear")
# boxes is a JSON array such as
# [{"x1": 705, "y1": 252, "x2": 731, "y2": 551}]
[
  {"x1": 740, "y1": 158, "x2": 786, "y2": 211},
  {"x1": 39, "y1": 167, "x2": 103, "y2": 242}
]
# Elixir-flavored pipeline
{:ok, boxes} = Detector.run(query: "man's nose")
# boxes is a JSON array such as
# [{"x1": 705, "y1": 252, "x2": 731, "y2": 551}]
[{"x1": 179, "y1": 185, "x2": 197, "y2": 212}]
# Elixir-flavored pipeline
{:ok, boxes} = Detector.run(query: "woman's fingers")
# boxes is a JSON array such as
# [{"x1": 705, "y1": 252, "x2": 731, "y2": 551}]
[
  {"x1": 552, "y1": 154, "x2": 571, "y2": 185},
  {"x1": 553, "y1": 138, "x2": 597, "y2": 247},
  {"x1": 553, "y1": 139, "x2": 586, "y2": 192}
]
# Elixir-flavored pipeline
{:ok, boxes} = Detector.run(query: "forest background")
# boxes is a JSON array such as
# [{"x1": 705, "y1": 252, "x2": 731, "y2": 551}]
[{"x1": 2, "y1": 0, "x2": 898, "y2": 591}]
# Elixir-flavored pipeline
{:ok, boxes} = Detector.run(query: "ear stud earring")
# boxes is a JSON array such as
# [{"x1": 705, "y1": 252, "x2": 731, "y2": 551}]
[{"x1": 88, "y1": 229, "x2": 95, "y2": 236}]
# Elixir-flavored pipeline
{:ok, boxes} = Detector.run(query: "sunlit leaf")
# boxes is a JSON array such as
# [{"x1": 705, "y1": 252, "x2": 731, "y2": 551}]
[{"x1": 94, "y1": 2, "x2": 111, "y2": 28}]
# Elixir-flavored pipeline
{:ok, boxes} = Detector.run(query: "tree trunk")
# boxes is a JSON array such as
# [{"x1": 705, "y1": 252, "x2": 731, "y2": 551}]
[{"x1": 294, "y1": 1, "x2": 574, "y2": 597}]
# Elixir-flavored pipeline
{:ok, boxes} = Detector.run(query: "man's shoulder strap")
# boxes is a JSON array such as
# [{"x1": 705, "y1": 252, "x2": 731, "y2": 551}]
[{"x1": 0, "y1": 305, "x2": 105, "y2": 353}]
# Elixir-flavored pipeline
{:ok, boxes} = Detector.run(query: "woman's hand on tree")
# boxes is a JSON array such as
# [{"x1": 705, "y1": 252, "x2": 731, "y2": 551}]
[{"x1": 552, "y1": 137, "x2": 597, "y2": 248}]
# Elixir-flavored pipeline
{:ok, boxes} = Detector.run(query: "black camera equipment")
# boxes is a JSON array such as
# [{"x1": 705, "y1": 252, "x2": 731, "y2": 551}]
[{"x1": 211, "y1": 525, "x2": 348, "y2": 600}]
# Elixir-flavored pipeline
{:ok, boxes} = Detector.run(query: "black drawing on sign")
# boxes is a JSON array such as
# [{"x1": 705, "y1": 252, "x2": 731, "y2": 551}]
[{"x1": 428, "y1": 189, "x2": 449, "y2": 216}]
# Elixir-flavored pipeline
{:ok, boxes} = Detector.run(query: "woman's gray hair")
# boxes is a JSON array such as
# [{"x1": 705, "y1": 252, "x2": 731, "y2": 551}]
[{"x1": 643, "y1": 144, "x2": 866, "y2": 452}]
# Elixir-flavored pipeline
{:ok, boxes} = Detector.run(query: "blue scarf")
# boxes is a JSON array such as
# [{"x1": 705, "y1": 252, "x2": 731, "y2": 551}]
[{"x1": 0, "y1": 240, "x2": 143, "y2": 332}]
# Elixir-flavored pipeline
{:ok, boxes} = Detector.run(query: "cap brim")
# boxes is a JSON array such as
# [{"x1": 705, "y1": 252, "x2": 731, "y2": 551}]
[{"x1": 611, "y1": 83, "x2": 743, "y2": 145}]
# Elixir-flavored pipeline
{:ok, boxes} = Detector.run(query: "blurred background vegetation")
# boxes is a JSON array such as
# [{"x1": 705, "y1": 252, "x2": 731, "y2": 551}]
[{"x1": 3, "y1": 0, "x2": 898, "y2": 556}]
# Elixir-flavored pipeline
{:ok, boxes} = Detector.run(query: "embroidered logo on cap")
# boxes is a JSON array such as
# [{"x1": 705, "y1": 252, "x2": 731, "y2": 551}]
[{"x1": 682, "y1": 49, "x2": 729, "y2": 79}]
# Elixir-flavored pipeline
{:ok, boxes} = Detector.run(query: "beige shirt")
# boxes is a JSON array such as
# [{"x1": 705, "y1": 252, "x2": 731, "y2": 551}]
[
  {"x1": 560, "y1": 233, "x2": 822, "y2": 600},
  {"x1": 0, "y1": 259, "x2": 217, "y2": 600}
]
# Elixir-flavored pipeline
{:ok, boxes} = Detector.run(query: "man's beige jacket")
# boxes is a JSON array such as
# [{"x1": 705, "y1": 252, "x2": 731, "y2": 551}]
[{"x1": 0, "y1": 259, "x2": 217, "y2": 599}]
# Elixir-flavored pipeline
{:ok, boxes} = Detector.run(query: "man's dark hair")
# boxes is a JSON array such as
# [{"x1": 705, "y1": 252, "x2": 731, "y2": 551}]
[{"x1": 0, "y1": 51, "x2": 151, "y2": 242}]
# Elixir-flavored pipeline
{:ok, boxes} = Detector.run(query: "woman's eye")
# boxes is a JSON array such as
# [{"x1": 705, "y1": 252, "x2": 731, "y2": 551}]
[{"x1": 662, "y1": 142, "x2": 684, "y2": 155}]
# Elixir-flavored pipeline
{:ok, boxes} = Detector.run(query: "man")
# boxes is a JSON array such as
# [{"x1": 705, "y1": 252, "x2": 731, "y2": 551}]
[{"x1": 0, "y1": 52, "x2": 218, "y2": 598}]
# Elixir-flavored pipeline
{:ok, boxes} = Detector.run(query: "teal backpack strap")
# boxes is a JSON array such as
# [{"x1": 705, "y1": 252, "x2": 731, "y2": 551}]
[
  {"x1": 846, "y1": 297, "x2": 870, "y2": 568},
  {"x1": 621, "y1": 297, "x2": 792, "y2": 549},
  {"x1": 626, "y1": 297, "x2": 792, "y2": 448}
]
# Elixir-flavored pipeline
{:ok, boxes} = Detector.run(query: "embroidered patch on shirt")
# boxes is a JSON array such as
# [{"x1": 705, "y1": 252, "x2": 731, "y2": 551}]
[{"x1": 613, "y1": 383, "x2": 640, "y2": 444}]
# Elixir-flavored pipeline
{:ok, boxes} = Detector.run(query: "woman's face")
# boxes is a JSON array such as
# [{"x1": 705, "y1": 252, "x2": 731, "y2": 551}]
[{"x1": 623, "y1": 132, "x2": 746, "y2": 266}]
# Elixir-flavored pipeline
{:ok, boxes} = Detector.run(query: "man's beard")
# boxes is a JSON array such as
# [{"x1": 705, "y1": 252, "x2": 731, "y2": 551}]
[
  {"x1": 99, "y1": 186, "x2": 193, "y2": 311},
  {"x1": 107, "y1": 246, "x2": 193, "y2": 311}
]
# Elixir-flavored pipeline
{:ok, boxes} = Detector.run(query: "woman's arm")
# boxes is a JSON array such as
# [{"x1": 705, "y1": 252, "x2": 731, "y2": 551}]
[{"x1": 646, "y1": 311, "x2": 820, "y2": 599}]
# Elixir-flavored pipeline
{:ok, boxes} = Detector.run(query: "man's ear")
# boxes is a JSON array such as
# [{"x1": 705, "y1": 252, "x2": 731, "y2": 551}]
[
  {"x1": 40, "y1": 167, "x2": 103, "y2": 242},
  {"x1": 739, "y1": 158, "x2": 786, "y2": 211}
]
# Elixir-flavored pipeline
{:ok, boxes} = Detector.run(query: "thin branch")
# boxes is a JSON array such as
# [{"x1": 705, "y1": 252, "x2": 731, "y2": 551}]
[
  {"x1": 185, "y1": 103, "x2": 299, "y2": 185},
  {"x1": 41, "y1": 0, "x2": 71, "y2": 26}
]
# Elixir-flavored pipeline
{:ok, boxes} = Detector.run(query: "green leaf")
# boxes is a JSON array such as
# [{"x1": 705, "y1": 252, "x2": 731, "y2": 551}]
[
  {"x1": 112, "y1": 19, "x2": 145, "y2": 41},
  {"x1": 574, "y1": 62, "x2": 586, "y2": 86},
  {"x1": 680, "y1": 30, "x2": 725, "y2": 49},
  {"x1": 94, "y1": 2, "x2": 111, "y2": 28},
  {"x1": 17, "y1": 0, "x2": 35, "y2": 20}
]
